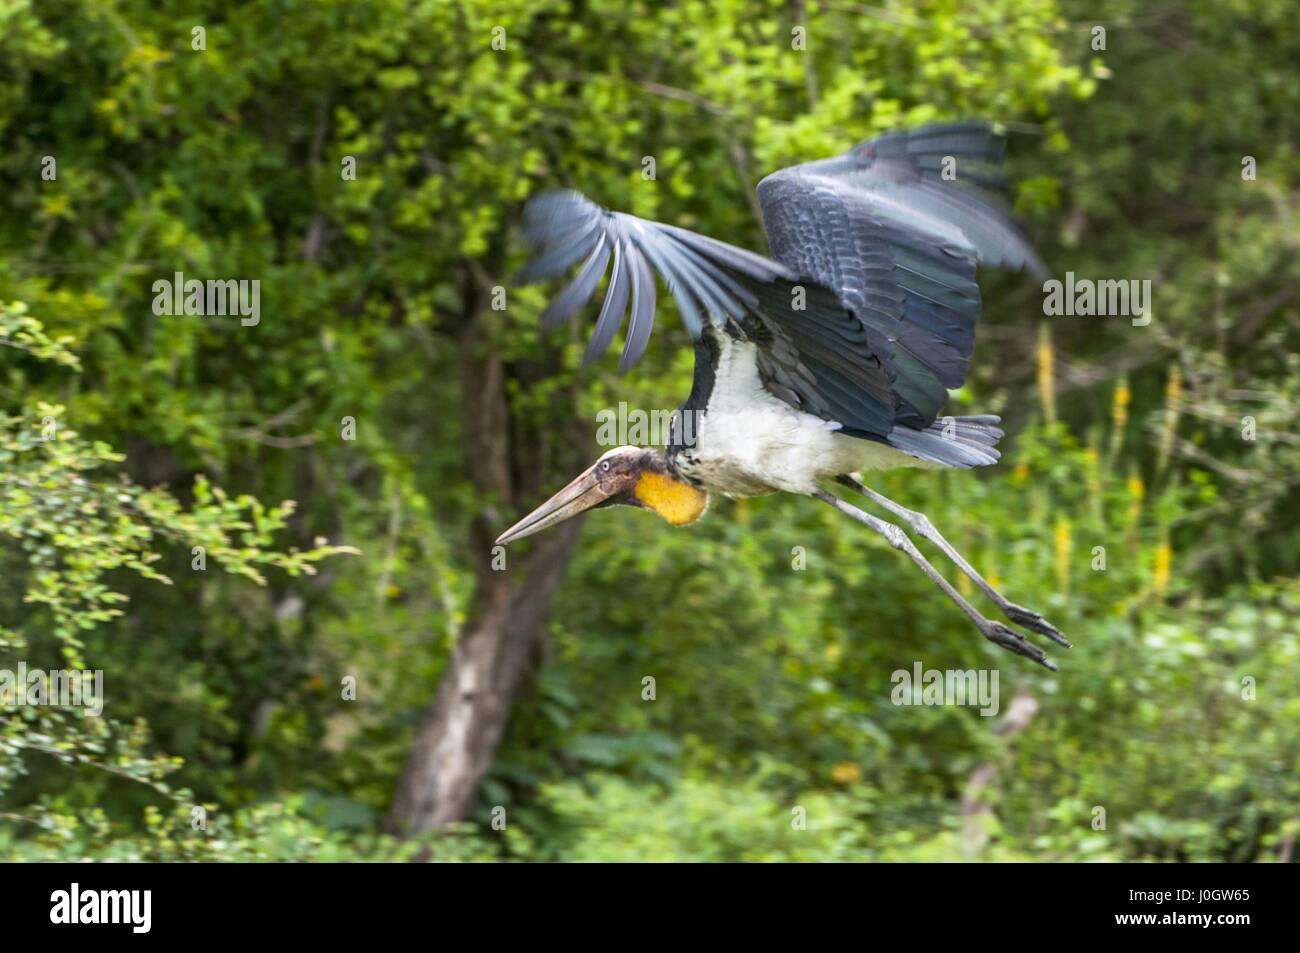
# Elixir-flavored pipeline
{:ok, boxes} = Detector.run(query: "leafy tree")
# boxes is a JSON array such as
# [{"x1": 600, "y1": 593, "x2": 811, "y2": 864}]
[{"x1": 1, "y1": 304, "x2": 349, "y2": 854}]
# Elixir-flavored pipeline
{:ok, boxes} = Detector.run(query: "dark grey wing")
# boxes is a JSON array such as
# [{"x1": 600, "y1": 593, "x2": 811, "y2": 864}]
[
  {"x1": 844, "y1": 121, "x2": 1048, "y2": 277},
  {"x1": 519, "y1": 190, "x2": 900, "y2": 439},
  {"x1": 756, "y1": 120, "x2": 1045, "y2": 429},
  {"x1": 517, "y1": 190, "x2": 794, "y2": 372},
  {"x1": 744, "y1": 277, "x2": 898, "y2": 439}
]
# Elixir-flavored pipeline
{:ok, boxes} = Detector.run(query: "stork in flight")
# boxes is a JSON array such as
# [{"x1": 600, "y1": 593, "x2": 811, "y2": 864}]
[{"x1": 496, "y1": 121, "x2": 1070, "y2": 669}]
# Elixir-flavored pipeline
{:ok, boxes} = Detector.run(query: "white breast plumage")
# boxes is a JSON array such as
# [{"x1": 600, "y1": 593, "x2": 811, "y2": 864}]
[{"x1": 674, "y1": 336, "x2": 932, "y2": 497}]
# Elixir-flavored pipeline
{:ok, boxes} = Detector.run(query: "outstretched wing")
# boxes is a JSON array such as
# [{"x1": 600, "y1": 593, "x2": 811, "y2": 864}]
[
  {"x1": 517, "y1": 121, "x2": 1045, "y2": 448},
  {"x1": 517, "y1": 190, "x2": 899, "y2": 438},
  {"x1": 517, "y1": 191, "x2": 795, "y2": 372},
  {"x1": 756, "y1": 120, "x2": 1046, "y2": 428}
]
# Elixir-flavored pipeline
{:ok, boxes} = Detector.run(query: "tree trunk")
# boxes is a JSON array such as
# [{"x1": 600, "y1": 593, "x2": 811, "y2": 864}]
[
  {"x1": 388, "y1": 312, "x2": 584, "y2": 835},
  {"x1": 387, "y1": 520, "x2": 580, "y2": 833},
  {"x1": 959, "y1": 691, "x2": 1039, "y2": 856}
]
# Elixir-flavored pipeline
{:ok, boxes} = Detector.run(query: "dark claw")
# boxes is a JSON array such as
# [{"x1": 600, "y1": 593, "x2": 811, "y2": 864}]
[
  {"x1": 1004, "y1": 604, "x2": 1071, "y2": 648},
  {"x1": 980, "y1": 620, "x2": 1058, "y2": 671}
]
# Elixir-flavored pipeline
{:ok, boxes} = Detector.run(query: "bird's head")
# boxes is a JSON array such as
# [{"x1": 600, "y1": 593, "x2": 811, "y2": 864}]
[{"x1": 495, "y1": 445, "x2": 709, "y2": 545}]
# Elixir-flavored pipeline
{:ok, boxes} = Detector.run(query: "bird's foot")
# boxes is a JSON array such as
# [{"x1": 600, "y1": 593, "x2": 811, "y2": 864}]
[
  {"x1": 1003, "y1": 603, "x2": 1071, "y2": 648},
  {"x1": 979, "y1": 620, "x2": 1058, "y2": 671}
]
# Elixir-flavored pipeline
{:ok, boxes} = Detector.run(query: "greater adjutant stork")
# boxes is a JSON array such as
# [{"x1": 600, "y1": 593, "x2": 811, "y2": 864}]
[{"x1": 496, "y1": 121, "x2": 1070, "y2": 669}]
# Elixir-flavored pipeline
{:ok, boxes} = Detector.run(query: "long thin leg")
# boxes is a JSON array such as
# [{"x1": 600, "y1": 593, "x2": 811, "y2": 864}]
[
  {"x1": 837, "y1": 475, "x2": 1070, "y2": 648},
  {"x1": 813, "y1": 490, "x2": 1058, "y2": 670}
]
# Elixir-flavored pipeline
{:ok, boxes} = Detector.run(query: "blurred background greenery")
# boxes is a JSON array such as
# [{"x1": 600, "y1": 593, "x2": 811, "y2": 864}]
[{"x1": 1, "y1": 0, "x2": 1297, "y2": 862}]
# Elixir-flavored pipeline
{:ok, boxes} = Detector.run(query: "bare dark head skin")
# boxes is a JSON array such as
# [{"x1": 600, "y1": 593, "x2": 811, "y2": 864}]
[{"x1": 495, "y1": 445, "x2": 708, "y2": 545}]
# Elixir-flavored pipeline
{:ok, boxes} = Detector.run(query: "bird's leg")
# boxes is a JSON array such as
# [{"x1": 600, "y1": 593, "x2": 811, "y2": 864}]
[
  {"x1": 836, "y1": 476, "x2": 1070, "y2": 648},
  {"x1": 812, "y1": 490, "x2": 1058, "y2": 670}
]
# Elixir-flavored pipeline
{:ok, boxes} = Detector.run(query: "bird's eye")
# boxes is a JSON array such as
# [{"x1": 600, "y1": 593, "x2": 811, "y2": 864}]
[{"x1": 600, "y1": 461, "x2": 611, "y2": 473}]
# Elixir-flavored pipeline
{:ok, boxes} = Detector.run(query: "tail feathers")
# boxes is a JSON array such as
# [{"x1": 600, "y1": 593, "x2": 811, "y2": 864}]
[{"x1": 886, "y1": 414, "x2": 1004, "y2": 468}]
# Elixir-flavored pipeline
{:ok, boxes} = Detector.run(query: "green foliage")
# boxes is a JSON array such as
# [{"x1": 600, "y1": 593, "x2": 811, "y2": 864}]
[{"x1": 0, "y1": 306, "x2": 351, "y2": 854}]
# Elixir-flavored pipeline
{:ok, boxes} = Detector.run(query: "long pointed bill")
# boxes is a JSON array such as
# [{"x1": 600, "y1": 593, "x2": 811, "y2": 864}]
[{"x1": 495, "y1": 463, "x2": 609, "y2": 545}]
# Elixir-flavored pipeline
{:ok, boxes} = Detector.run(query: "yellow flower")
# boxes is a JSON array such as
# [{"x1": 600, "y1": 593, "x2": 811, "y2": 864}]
[
  {"x1": 1037, "y1": 324, "x2": 1057, "y2": 425},
  {"x1": 1112, "y1": 379, "x2": 1131, "y2": 431},
  {"x1": 1126, "y1": 474, "x2": 1145, "y2": 524},
  {"x1": 1054, "y1": 518, "x2": 1072, "y2": 596},
  {"x1": 1153, "y1": 542, "x2": 1172, "y2": 596},
  {"x1": 831, "y1": 762, "x2": 861, "y2": 784}
]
